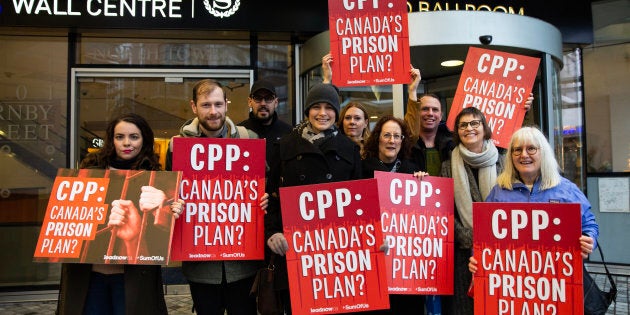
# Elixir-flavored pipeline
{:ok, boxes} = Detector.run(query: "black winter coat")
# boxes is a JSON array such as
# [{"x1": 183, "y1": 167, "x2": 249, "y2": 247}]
[
  {"x1": 264, "y1": 130, "x2": 362, "y2": 290},
  {"x1": 410, "y1": 122, "x2": 455, "y2": 173},
  {"x1": 361, "y1": 156, "x2": 420, "y2": 178},
  {"x1": 238, "y1": 111, "x2": 292, "y2": 165}
]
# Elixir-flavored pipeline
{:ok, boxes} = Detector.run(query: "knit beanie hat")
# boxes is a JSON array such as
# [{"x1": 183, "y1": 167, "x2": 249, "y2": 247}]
[{"x1": 303, "y1": 83, "x2": 341, "y2": 119}]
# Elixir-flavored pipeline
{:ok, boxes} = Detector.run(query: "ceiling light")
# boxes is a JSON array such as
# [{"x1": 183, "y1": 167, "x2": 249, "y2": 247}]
[{"x1": 441, "y1": 60, "x2": 464, "y2": 67}]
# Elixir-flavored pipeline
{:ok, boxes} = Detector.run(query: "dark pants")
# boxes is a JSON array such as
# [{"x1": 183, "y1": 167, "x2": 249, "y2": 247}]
[
  {"x1": 360, "y1": 294, "x2": 426, "y2": 315},
  {"x1": 83, "y1": 272, "x2": 125, "y2": 315},
  {"x1": 189, "y1": 276, "x2": 257, "y2": 315},
  {"x1": 278, "y1": 288, "x2": 292, "y2": 315}
]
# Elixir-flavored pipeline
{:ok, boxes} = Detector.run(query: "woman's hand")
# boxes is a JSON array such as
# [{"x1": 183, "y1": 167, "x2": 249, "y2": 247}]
[
  {"x1": 170, "y1": 199, "x2": 185, "y2": 219},
  {"x1": 580, "y1": 235, "x2": 594, "y2": 258},
  {"x1": 322, "y1": 53, "x2": 333, "y2": 84},
  {"x1": 469, "y1": 256, "x2": 479, "y2": 274},
  {"x1": 524, "y1": 93, "x2": 534, "y2": 111},
  {"x1": 379, "y1": 238, "x2": 390, "y2": 255},
  {"x1": 267, "y1": 232, "x2": 289, "y2": 256},
  {"x1": 260, "y1": 193, "x2": 269, "y2": 213},
  {"x1": 413, "y1": 171, "x2": 429, "y2": 180}
]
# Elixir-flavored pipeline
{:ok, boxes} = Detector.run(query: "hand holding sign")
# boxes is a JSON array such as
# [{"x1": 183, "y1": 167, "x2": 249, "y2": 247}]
[{"x1": 268, "y1": 232, "x2": 289, "y2": 256}]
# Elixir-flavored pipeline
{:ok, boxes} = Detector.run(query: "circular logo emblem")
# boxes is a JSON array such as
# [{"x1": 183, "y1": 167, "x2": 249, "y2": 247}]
[{"x1": 203, "y1": 0, "x2": 240, "y2": 19}]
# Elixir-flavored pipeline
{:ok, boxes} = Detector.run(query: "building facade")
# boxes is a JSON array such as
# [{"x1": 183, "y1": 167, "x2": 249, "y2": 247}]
[{"x1": 0, "y1": 0, "x2": 628, "y2": 295}]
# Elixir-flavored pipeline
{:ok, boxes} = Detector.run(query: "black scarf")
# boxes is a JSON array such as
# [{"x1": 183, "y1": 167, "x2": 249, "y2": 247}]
[{"x1": 109, "y1": 157, "x2": 138, "y2": 170}]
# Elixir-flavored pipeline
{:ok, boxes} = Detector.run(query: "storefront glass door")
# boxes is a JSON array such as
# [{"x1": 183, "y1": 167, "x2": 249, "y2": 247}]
[{"x1": 72, "y1": 69, "x2": 253, "y2": 167}]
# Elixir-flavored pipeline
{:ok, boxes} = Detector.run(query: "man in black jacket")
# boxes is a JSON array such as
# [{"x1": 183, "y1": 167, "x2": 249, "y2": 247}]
[
  {"x1": 405, "y1": 68, "x2": 455, "y2": 177},
  {"x1": 238, "y1": 78, "x2": 292, "y2": 166}
]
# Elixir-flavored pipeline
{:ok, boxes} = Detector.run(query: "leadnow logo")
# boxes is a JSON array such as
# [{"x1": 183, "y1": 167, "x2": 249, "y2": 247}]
[{"x1": 203, "y1": 0, "x2": 240, "y2": 18}]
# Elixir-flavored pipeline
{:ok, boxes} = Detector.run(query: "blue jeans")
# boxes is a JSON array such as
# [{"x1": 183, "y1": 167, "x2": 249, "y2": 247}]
[{"x1": 83, "y1": 272, "x2": 125, "y2": 315}]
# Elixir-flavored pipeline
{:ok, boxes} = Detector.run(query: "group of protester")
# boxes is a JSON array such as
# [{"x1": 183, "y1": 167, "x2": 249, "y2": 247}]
[{"x1": 55, "y1": 54, "x2": 599, "y2": 315}]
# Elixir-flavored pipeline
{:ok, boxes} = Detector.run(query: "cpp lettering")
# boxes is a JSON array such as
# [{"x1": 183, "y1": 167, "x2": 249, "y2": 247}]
[
  {"x1": 190, "y1": 143, "x2": 240, "y2": 171},
  {"x1": 342, "y1": 0, "x2": 379, "y2": 10},
  {"x1": 477, "y1": 53, "x2": 518, "y2": 78},
  {"x1": 56, "y1": 180, "x2": 99, "y2": 202},
  {"x1": 492, "y1": 209, "x2": 549, "y2": 240},
  {"x1": 389, "y1": 178, "x2": 432, "y2": 206},
  {"x1": 299, "y1": 189, "x2": 351, "y2": 220}
]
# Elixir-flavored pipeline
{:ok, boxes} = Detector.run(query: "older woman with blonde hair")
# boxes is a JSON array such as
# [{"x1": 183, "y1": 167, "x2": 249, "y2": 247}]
[{"x1": 469, "y1": 126, "x2": 599, "y2": 300}]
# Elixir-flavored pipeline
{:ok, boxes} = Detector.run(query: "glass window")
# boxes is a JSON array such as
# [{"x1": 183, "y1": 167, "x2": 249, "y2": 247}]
[
  {"x1": 74, "y1": 70, "x2": 252, "y2": 167},
  {"x1": 257, "y1": 43, "x2": 294, "y2": 126},
  {"x1": 584, "y1": 43, "x2": 630, "y2": 173},
  {"x1": 0, "y1": 35, "x2": 68, "y2": 287},
  {"x1": 80, "y1": 37, "x2": 250, "y2": 66},
  {"x1": 584, "y1": 0, "x2": 630, "y2": 174},
  {"x1": 558, "y1": 49, "x2": 586, "y2": 188}
]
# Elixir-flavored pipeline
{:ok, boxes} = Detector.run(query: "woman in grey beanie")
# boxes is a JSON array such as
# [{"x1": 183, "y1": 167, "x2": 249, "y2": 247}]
[
  {"x1": 263, "y1": 82, "x2": 362, "y2": 314},
  {"x1": 302, "y1": 83, "x2": 341, "y2": 118}
]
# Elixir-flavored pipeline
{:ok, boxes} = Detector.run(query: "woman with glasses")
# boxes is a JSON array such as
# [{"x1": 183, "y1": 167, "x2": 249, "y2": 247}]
[
  {"x1": 360, "y1": 115, "x2": 427, "y2": 314},
  {"x1": 439, "y1": 107, "x2": 503, "y2": 315},
  {"x1": 468, "y1": 126, "x2": 599, "y2": 312},
  {"x1": 475, "y1": 126, "x2": 598, "y2": 255},
  {"x1": 361, "y1": 115, "x2": 421, "y2": 178}
]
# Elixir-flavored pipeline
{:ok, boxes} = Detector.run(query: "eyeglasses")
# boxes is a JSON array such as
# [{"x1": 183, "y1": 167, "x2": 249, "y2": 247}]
[
  {"x1": 458, "y1": 120, "x2": 481, "y2": 130},
  {"x1": 381, "y1": 133, "x2": 404, "y2": 141},
  {"x1": 512, "y1": 146, "x2": 539, "y2": 156},
  {"x1": 251, "y1": 95, "x2": 276, "y2": 103}
]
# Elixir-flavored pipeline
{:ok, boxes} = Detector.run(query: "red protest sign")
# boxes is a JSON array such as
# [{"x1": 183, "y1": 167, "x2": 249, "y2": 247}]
[
  {"x1": 374, "y1": 171, "x2": 454, "y2": 295},
  {"x1": 170, "y1": 137, "x2": 266, "y2": 261},
  {"x1": 446, "y1": 47, "x2": 540, "y2": 148},
  {"x1": 472, "y1": 202, "x2": 584, "y2": 315},
  {"x1": 34, "y1": 168, "x2": 182, "y2": 265},
  {"x1": 328, "y1": 0, "x2": 410, "y2": 87},
  {"x1": 280, "y1": 179, "x2": 389, "y2": 314}
]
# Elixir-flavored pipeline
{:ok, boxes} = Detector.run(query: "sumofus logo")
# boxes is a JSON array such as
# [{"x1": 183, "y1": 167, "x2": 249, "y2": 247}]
[{"x1": 203, "y1": 0, "x2": 240, "y2": 18}]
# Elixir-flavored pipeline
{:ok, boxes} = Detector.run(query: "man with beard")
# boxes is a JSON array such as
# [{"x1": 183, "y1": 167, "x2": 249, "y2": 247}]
[
  {"x1": 238, "y1": 78, "x2": 292, "y2": 166},
  {"x1": 165, "y1": 79, "x2": 261, "y2": 315}
]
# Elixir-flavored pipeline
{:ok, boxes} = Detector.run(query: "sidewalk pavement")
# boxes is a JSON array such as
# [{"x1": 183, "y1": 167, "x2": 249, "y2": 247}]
[{"x1": 0, "y1": 264, "x2": 628, "y2": 314}]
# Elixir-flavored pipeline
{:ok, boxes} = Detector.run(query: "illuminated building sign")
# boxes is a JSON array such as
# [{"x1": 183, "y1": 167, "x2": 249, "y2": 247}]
[{"x1": 0, "y1": 0, "x2": 592, "y2": 43}]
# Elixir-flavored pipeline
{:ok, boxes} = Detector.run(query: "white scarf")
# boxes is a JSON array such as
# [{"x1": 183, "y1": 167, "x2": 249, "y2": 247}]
[{"x1": 452, "y1": 140, "x2": 498, "y2": 229}]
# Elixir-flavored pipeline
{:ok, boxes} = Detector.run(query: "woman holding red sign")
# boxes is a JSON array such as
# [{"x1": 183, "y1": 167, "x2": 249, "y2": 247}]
[
  {"x1": 57, "y1": 113, "x2": 184, "y2": 315},
  {"x1": 264, "y1": 83, "x2": 363, "y2": 314},
  {"x1": 440, "y1": 107, "x2": 504, "y2": 315},
  {"x1": 361, "y1": 115, "x2": 429, "y2": 315},
  {"x1": 468, "y1": 126, "x2": 599, "y2": 310}
]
